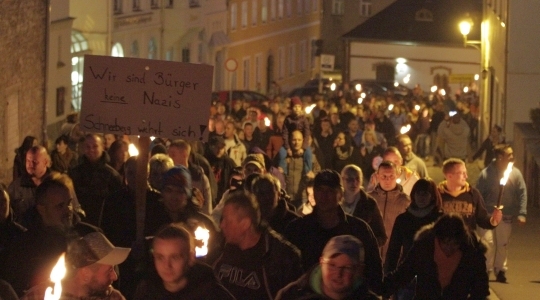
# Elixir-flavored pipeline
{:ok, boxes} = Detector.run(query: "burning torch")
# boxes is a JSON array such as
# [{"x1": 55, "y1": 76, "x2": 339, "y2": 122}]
[
  {"x1": 194, "y1": 226, "x2": 210, "y2": 257},
  {"x1": 496, "y1": 162, "x2": 513, "y2": 209},
  {"x1": 44, "y1": 253, "x2": 66, "y2": 300}
]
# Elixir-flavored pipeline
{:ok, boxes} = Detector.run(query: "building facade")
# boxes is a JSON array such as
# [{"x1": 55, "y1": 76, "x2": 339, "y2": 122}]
[
  {"x1": 320, "y1": 0, "x2": 396, "y2": 74},
  {"x1": 480, "y1": 0, "x2": 540, "y2": 140},
  {"x1": 224, "y1": 0, "x2": 321, "y2": 95},
  {"x1": 0, "y1": 0, "x2": 48, "y2": 184}
]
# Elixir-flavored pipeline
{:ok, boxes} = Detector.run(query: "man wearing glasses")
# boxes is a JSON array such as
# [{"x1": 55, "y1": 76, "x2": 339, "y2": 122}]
[{"x1": 276, "y1": 235, "x2": 378, "y2": 299}]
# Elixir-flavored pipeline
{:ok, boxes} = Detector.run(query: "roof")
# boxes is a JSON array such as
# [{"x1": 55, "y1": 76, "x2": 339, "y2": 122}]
[{"x1": 342, "y1": 0, "x2": 482, "y2": 46}]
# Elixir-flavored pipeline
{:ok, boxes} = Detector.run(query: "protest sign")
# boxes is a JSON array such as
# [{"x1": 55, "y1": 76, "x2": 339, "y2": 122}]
[{"x1": 81, "y1": 55, "x2": 213, "y2": 141}]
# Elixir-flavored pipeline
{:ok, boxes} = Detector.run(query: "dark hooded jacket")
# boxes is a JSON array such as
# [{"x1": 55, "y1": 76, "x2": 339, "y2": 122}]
[{"x1": 383, "y1": 223, "x2": 489, "y2": 299}]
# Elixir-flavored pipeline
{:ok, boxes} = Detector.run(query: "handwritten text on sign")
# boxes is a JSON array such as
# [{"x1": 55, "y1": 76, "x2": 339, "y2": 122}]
[{"x1": 80, "y1": 55, "x2": 213, "y2": 140}]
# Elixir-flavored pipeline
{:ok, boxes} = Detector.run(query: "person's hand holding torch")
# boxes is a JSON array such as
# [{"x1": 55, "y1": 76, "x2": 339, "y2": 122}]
[{"x1": 491, "y1": 162, "x2": 514, "y2": 226}]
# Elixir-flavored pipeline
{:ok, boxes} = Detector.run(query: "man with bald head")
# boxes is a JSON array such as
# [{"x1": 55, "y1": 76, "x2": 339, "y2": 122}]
[{"x1": 8, "y1": 145, "x2": 52, "y2": 225}]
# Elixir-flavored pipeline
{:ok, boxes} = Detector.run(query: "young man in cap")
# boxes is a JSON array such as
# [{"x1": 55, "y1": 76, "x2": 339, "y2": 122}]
[
  {"x1": 134, "y1": 223, "x2": 234, "y2": 299},
  {"x1": 284, "y1": 170, "x2": 383, "y2": 295},
  {"x1": 21, "y1": 231, "x2": 130, "y2": 300},
  {"x1": 276, "y1": 235, "x2": 378, "y2": 299},
  {"x1": 149, "y1": 166, "x2": 219, "y2": 261}
]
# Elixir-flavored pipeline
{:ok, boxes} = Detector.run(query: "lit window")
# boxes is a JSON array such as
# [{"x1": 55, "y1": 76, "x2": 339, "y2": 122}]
[
  {"x1": 70, "y1": 30, "x2": 89, "y2": 111},
  {"x1": 261, "y1": 0, "x2": 268, "y2": 23},
  {"x1": 148, "y1": 38, "x2": 157, "y2": 59}
]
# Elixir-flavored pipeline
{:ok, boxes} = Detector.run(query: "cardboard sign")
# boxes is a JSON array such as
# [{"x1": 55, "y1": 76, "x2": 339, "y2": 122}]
[
  {"x1": 80, "y1": 55, "x2": 213, "y2": 141},
  {"x1": 449, "y1": 74, "x2": 474, "y2": 84}
]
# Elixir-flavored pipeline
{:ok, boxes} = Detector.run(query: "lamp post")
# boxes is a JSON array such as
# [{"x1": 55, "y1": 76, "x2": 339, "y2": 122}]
[{"x1": 459, "y1": 18, "x2": 481, "y2": 50}]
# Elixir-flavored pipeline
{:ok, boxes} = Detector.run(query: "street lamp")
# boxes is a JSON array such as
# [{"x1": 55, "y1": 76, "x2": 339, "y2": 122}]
[{"x1": 459, "y1": 17, "x2": 481, "y2": 50}]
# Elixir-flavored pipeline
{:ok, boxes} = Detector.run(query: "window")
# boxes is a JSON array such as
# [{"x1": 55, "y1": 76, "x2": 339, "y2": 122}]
[
  {"x1": 312, "y1": 0, "x2": 317, "y2": 12},
  {"x1": 262, "y1": 0, "x2": 268, "y2": 23},
  {"x1": 286, "y1": 0, "x2": 292, "y2": 18},
  {"x1": 299, "y1": 40, "x2": 307, "y2": 72},
  {"x1": 166, "y1": 0, "x2": 174, "y2": 8},
  {"x1": 252, "y1": 0, "x2": 258, "y2": 26},
  {"x1": 148, "y1": 38, "x2": 157, "y2": 59},
  {"x1": 359, "y1": 0, "x2": 372, "y2": 17},
  {"x1": 270, "y1": 0, "x2": 276, "y2": 21},
  {"x1": 114, "y1": 0, "x2": 122, "y2": 14},
  {"x1": 133, "y1": 0, "x2": 141, "y2": 11},
  {"x1": 304, "y1": 0, "x2": 311, "y2": 14},
  {"x1": 166, "y1": 48, "x2": 173, "y2": 61},
  {"x1": 309, "y1": 38, "x2": 316, "y2": 69},
  {"x1": 332, "y1": 0, "x2": 344, "y2": 15},
  {"x1": 231, "y1": 3, "x2": 238, "y2": 30},
  {"x1": 278, "y1": 46, "x2": 285, "y2": 79},
  {"x1": 151, "y1": 0, "x2": 160, "y2": 9},
  {"x1": 288, "y1": 44, "x2": 296, "y2": 76},
  {"x1": 255, "y1": 53, "x2": 262, "y2": 88},
  {"x1": 130, "y1": 40, "x2": 139, "y2": 57},
  {"x1": 111, "y1": 42, "x2": 124, "y2": 57},
  {"x1": 182, "y1": 47, "x2": 190, "y2": 62},
  {"x1": 70, "y1": 30, "x2": 89, "y2": 111},
  {"x1": 243, "y1": 57, "x2": 250, "y2": 89},
  {"x1": 189, "y1": 0, "x2": 201, "y2": 8},
  {"x1": 297, "y1": 0, "x2": 302, "y2": 15},
  {"x1": 278, "y1": 0, "x2": 284, "y2": 20},
  {"x1": 241, "y1": 1, "x2": 248, "y2": 29}
]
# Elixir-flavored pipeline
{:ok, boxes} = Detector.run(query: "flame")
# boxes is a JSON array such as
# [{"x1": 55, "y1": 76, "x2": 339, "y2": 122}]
[
  {"x1": 128, "y1": 143, "x2": 139, "y2": 157},
  {"x1": 388, "y1": 104, "x2": 394, "y2": 111},
  {"x1": 400, "y1": 124, "x2": 411, "y2": 134},
  {"x1": 357, "y1": 97, "x2": 363, "y2": 104},
  {"x1": 194, "y1": 226, "x2": 210, "y2": 257},
  {"x1": 396, "y1": 178, "x2": 402, "y2": 184},
  {"x1": 44, "y1": 253, "x2": 66, "y2": 300},
  {"x1": 500, "y1": 162, "x2": 513, "y2": 185},
  {"x1": 264, "y1": 117, "x2": 271, "y2": 127},
  {"x1": 304, "y1": 104, "x2": 316, "y2": 114}
]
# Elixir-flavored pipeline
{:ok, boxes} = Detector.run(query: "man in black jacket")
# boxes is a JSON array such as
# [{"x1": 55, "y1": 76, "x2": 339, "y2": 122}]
[
  {"x1": 284, "y1": 169, "x2": 383, "y2": 295},
  {"x1": 134, "y1": 223, "x2": 235, "y2": 300},
  {"x1": 212, "y1": 191, "x2": 302, "y2": 300}
]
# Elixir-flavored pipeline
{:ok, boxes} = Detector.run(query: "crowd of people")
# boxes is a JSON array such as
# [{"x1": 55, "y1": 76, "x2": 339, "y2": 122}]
[{"x1": 0, "y1": 85, "x2": 528, "y2": 300}]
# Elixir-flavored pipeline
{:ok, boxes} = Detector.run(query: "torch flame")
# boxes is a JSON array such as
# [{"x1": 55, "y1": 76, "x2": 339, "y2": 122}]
[
  {"x1": 500, "y1": 162, "x2": 513, "y2": 185},
  {"x1": 44, "y1": 253, "x2": 66, "y2": 300},
  {"x1": 304, "y1": 104, "x2": 316, "y2": 114},
  {"x1": 194, "y1": 226, "x2": 210, "y2": 257},
  {"x1": 400, "y1": 124, "x2": 411, "y2": 134},
  {"x1": 128, "y1": 143, "x2": 139, "y2": 157},
  {"x1": 264, "y1": 117, "x2": 271, "y2": 127}
]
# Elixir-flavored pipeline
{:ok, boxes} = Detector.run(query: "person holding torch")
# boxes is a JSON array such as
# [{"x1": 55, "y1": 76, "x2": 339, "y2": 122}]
[
  {"x1": 438, "y1": 158, "x2": 503, "y2": 232},
  {"x1": 476, "y1": 144, "x2": 527, "y2": 283}
]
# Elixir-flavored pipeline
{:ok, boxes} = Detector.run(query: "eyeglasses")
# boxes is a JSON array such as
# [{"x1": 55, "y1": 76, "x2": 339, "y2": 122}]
[{"x1": 322, "y1": 261, "x2": 357, "y2": 274}]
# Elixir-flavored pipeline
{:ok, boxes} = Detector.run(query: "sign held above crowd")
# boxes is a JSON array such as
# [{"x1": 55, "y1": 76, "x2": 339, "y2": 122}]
[{"x1": 80, "y1": 55, "x2": 213, "y2": 141}]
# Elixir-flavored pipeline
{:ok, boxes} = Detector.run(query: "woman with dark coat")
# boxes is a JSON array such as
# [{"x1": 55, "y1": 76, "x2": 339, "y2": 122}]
[
  {"x1": 385, "y1": 178, "x2": 444, "y2": 300},
  {"x1": 331, "y1": 131, "x2": 361, "y2": 173},
  {"x1": 384, "y1": 213, "x2": 489, "y2": 300}
]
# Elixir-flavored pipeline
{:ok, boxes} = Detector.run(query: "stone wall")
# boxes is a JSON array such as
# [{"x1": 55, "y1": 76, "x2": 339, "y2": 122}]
[{"x1": 0, "y1": 0, "x2": 47, "y2": 185}]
